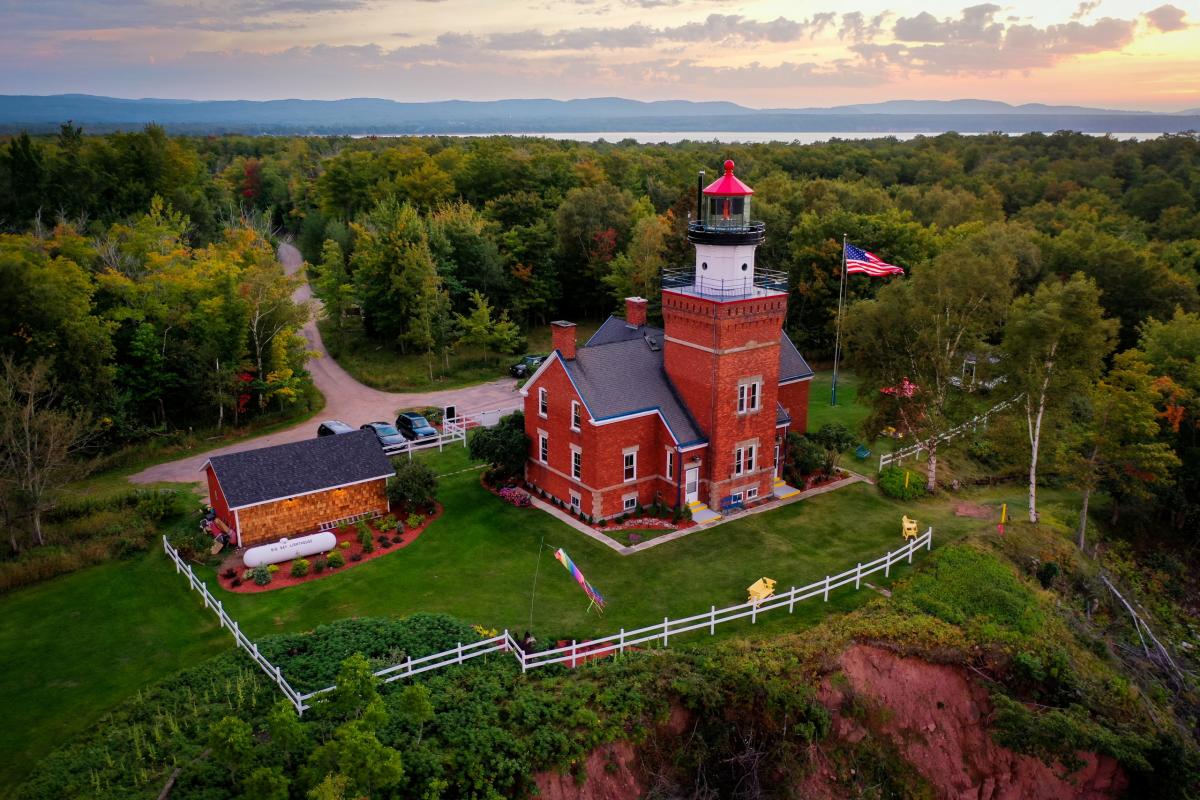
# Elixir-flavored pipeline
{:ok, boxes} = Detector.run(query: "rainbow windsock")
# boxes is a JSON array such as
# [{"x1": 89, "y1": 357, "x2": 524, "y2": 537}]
[{"x1": 554, "y1": 548, "x2": 606, "y2": 611}]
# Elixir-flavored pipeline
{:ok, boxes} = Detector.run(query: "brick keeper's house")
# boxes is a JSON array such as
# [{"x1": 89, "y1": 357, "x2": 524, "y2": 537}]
[{"x1": 520, "y1": 160, "x2": 813, "y2": 522}]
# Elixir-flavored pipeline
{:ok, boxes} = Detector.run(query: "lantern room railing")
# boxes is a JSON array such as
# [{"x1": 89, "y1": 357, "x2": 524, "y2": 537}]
[
  {"x1": 686, "y1": 219, "x2": 766, "y2": 246},
  {"x1": 662, "y1": 265, "x2": 788, "y2": 299}
]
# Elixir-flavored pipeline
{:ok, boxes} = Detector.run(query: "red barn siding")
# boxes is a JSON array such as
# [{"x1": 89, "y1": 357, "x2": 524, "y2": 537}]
[{"x1": 204, "y1": 463, "x2": 237, "y2": 540}]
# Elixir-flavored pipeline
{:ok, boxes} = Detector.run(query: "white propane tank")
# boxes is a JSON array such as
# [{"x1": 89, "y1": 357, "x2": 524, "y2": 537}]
[{"x1": 243, "y1": 531, "x2": 337, "y2": 568}]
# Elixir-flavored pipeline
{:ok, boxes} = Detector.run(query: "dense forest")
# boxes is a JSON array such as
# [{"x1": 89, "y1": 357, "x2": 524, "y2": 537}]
[{"x1": 1, "y1": 127, "x2": 1198, "y2": 544}]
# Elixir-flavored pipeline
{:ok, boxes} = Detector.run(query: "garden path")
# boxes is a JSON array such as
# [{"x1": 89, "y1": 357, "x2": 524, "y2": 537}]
[{"x1": 129, "y1": 242, "x2": 522, "y2": 485}]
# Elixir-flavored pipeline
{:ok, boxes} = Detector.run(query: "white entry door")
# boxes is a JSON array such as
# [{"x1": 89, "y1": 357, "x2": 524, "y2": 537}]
[
  {"x1": 684, "y1": 467, "x2": 699, "y2": 504},
  {"x1": 774, "y1": 443, "x2": 781, "y2": 477}
]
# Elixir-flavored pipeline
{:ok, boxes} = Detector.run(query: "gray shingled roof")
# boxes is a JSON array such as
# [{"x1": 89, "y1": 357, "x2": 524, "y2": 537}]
[
  {"x1": 562, "y1": 336, "x2": 705, "y2": 446},
  {"x1": 206, "y1": 430, "x2": 393, "y2": 509},
  {"x1": 587, "y1": 315, "x2": 814, "y2": 381},
  {"x1": 778, "y1": 332, "x2": 814, "y2": 382}
]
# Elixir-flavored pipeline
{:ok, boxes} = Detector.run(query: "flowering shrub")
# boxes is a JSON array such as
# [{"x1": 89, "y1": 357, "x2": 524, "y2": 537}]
[{"x1": 499, "y1": 487, "x2": 532, "y2": 507}]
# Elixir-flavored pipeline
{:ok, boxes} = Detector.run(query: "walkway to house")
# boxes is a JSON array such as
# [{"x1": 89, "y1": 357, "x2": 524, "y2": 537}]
[
  {"x1": 532, "y1": 470, "x2": 869, "y2": 555},
  {"x1": 130, "y1": 242, "x2": 522, "y2": 485}
]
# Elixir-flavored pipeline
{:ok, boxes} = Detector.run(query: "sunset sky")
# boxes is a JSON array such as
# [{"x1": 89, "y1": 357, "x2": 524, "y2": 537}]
[{"x1": 1, "y1": 0, "x2": 1196, "y2": 110}]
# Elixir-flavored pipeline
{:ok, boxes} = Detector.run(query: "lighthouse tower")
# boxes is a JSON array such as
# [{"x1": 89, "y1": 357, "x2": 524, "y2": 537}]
[{"x1": 661, "y1": 160, "x2": 789, "y2": 511}]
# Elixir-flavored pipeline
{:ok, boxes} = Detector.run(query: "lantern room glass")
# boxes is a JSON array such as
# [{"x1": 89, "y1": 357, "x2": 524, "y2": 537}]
[{"x1": 703, "y1": 194, "x2": 752, "y2": 229}]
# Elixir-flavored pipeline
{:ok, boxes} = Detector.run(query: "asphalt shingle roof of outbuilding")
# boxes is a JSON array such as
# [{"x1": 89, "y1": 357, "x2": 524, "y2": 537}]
[{"x1": 205, "y1": 429, "x2": 393, "y2": 509}]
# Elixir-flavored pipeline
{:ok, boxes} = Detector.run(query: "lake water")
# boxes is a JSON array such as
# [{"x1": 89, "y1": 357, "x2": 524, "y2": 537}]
[{"x1": 413, "y1": 131, "x2": 1163, "y2": 144}]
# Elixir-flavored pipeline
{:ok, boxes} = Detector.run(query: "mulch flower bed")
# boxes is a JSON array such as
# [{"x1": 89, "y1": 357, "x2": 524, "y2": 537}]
[
  {"x1": 798, "y1": 470, "x2": 848, "y2": 491},
  {"x1": 215, "y1": 504, "x2": 442, "y2": 593},
  {"x1": 481, "y1": 475, "x2": 697, "y2": 535}
]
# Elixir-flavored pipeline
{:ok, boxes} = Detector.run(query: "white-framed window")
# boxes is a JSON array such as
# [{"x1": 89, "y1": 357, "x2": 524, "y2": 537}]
[
  {"x1": 623, "y1": 494, "x2": 637, "y2": 511},
  {"x1": 571, "y1": 446, "x2": 582, "y2": 480},
  {"x1": 539, "y1": 432, "x2": 548, "y2": 464},
  {"x1": 734, "y1": 444, "x2": 756, "y2": 476},
  {"x1": 665, "y1": 448, "x2": 675, "y2": 480},
  {"x1": 737, "y1": 379, "x2": 761, "y2": 413},
  {"x1": 538, "y1": 387, "x2": 548, "y2": 418},
  {"x1": 623, "y1": 450, "x2": 637, "y2": 482},
  {"x1": 570, "y1": 401, "x2": 581, "y2": 431},
  {"x1": 746, "y1": 487, "x2": 759, "y2": 500},
  {"x1": 569, "y1": 491, "x2": 581, "y2": 511},
  {"x1": 730, "y1": 491, "x2": 743, "y2": 505}
]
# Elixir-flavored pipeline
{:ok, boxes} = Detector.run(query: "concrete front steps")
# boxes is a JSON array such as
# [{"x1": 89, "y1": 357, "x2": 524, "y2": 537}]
[
  {"x1": 773, "y1": 476, "x2": 801, "y2": 499},
  {"x1": 687, "y1": 500, "x2": 722, "y2": 525}
]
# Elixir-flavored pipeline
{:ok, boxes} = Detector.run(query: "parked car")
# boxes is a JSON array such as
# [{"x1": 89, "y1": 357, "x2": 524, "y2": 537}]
[
  {"x1": 509, "y1": 353, "x2": 547, "y2": 379},
  {"x1": 360, "y1": 421, "x2": 408, "y2": 449},
  {"x1": 316, "y1": 419, "x2": 356, "y2": 437},
  {"x1": 395, "y1": 411, "x2": 438, "y2": 440}
]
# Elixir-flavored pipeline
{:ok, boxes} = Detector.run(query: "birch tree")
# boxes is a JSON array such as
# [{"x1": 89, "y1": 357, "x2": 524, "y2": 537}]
[{"x1": 1002, "y1": 273, "x2": 1116, "y2": 522}]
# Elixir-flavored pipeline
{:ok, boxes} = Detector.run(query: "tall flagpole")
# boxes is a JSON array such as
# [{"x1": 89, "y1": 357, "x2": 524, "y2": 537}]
[{"x1": 831, "y1": 233, "x2": 848, "y2": 406}]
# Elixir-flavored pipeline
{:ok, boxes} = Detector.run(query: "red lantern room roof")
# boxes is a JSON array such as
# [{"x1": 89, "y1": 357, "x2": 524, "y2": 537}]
[{"x1": 702, "y1": 159, "x2": 753, "y2": 196}]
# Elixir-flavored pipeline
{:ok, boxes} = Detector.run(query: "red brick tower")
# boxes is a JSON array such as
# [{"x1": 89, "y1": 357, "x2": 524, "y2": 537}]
[{"x1": 662, "y1": 160, "x2": 788, "y2": 510}]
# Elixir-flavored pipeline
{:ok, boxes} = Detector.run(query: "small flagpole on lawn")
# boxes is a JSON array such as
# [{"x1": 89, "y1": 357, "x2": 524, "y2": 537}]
[{"x1": 831, "y1": 233, "x2": 848, "y2": 406}]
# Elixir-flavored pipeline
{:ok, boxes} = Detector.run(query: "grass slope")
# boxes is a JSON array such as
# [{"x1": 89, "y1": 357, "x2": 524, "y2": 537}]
[{"x1": 0, "y1": 369, "x2": 1054, "y2": 790}]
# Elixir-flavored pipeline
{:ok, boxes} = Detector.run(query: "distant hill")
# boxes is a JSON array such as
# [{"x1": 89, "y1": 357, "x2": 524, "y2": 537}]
[{"x1": 0, "y1": 94, "x2": 1196, "y2": 135}]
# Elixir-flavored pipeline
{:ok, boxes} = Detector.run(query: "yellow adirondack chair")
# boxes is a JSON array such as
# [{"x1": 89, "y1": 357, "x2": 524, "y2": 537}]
[
  {"x1": 747, "y1": 577, "x2": 776, "y2": 604},
  {"x1": 902, "y1": 515, "x2": 919, "y2": 541}
]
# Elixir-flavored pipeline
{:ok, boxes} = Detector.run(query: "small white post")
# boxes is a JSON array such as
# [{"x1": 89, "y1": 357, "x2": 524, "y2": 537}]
[
  {"x1": 619, "y1": 628, "x2": 625, "y2": 654},
  {"x1": 216, "y1": 600, "x2": 224, "y2": 629},
  {"x1": 926, "y1": 529, "x2": 933, "y2": 551},
  {"x1": 457, "y1": 642, "x2": 463, "y2": 664},
  {"x1": 788, "y1": 587, "x2": 795, "y2": 613},
  {"x1": 751, "y1": 601, "x2": 757, "y2": 624},
  {"x1": 710, "y1": 605, "x2": 716, "y2": 635},
  {"x1": 274, "y1": 665, "x2": 284, "y2": 689},
  {"x1": 855, "y1": 563, "x2": 862, "y2": 590},
  {"x1": 885, "y1": 555, "x2": 891, "y2": 578},
  {"x1": 252, "y1": 642, "x2": 259, "y2": 660},
  {"x1": 663, "y1": 616, "x2": 669, "y2": 647},
  {"x1": 908, "y1": 539, "x2": 915, "y2": 564},
  {"x1": 823, "y1": 574, "x2": 830, "y2": 602},
  {"x1": 233, "y1": 620, "x2": 240, "y2": 641},
  {"x1": 571, "y1": 639, "x2": 577, "y2": 668}
]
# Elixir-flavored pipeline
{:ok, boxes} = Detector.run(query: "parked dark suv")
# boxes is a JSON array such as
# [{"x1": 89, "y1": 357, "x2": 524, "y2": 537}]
[
  {"x1": 509, "y1": 353, "x2": 547, "y2": 379},
  {"x1": 316, "y1": 419, "x2": 356, "y2": 437},
  {"x1": 395, "y1": 412, "x2": 438, "y2": 440},
  {"x1": 360, "y1": 421, "x2": 407, "y2": 449}
]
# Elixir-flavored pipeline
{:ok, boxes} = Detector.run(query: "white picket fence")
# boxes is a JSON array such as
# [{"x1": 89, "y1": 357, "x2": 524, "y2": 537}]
[
  {"x1": 165, "y1": 528, "x2": 932, "y2": 714},
  {"x1": 878, "y1": 394, "x2": 1024, "y2": 471},
  {"x1": 384, "y1": 405, "x2": 522, "y2": 458},
  {"x1": 294, "y1": 528, "x2": 934, "y2": 709},
  {"x1": 161, "y1": 536, "x2": 307, "y2": 713}
]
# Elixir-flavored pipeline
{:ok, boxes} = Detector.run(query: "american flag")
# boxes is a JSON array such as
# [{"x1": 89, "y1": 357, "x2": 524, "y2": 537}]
[{"x1": 845, "y1": 243, "x2": 904, "y2": 277}]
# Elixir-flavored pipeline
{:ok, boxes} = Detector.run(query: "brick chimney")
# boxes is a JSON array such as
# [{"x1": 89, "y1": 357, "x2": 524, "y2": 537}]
[
  {"x1": 625, "y1": 297, "x2": 648, "y2": 328},
  {"x1": 552, "y1": 320, "x2": 577, "y2": 360}
]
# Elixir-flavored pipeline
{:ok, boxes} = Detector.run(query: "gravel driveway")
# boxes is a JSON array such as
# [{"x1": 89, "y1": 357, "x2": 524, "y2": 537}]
[{"x1": 129, "y1": 242, "x2": 522, "y2": 485}]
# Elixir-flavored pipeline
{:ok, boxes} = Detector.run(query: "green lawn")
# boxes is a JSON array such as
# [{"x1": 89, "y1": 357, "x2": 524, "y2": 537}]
[
  {"x1": 320, "y1": 318, "x2": 603, "y2": 393},
  {"x1": 0, "y1": 383, "x2": 1071, "y2": 792}
]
